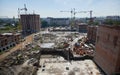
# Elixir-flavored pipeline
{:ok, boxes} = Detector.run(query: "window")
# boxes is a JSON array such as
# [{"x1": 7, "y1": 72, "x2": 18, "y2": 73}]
[
  {"x1": 3, "y1": 48, "x2": 5, "y2": 51},
  {"x1": 6, "y1": 47, "x2": 9, "y2": 49}
]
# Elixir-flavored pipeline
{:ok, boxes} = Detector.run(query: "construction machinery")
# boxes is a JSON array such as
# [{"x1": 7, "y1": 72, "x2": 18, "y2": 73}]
[
  {"x1": 60, "y1": 9, "x2": 93, "y2": 28},
  {"x1": 18, "y1": 4, "x2": 27, "y2": 19},
  {"x1": 80, "y1": 10, "x2": 93, "y2": 24},
  {"x1": 60, "y1": 8, "x2": 74, "y2": 29}
]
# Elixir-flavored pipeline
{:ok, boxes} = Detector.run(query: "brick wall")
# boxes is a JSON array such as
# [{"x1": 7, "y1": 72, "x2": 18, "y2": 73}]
[
  {"x1": 94, "y1": 25, "x2": 120, "y2": 75},
  {"x1": 20, "y1": 14, "x2": 41, "y2": 35},
  {"x1": 0, "y1": 33, "x2": 21, "y2": 51},
  {"x1": 87, "y1": 26, "x2": 98, "y2": 42}
]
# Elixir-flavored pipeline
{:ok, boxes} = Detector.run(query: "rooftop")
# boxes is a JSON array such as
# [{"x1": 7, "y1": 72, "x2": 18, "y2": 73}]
[{"x1": 41, "y1": 43, "x2": 55, "y2": 48}]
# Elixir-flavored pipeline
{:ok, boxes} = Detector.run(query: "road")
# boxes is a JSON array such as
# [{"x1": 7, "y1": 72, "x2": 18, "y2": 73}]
[{"x1": 0, "y1": 34, "x2": 33, "y2": 62}]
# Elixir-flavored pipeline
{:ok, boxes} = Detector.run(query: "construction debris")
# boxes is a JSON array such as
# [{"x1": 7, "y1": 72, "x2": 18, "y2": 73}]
[
  {"x1": 0, "y1": 43, "x2": 40, "y2": 75},
  {"x1": 0, "y1": 28, "x2": 102, "y2": 75},
  {"x1": 73, "y1": 37, "x2": 94, "y2": 56}
]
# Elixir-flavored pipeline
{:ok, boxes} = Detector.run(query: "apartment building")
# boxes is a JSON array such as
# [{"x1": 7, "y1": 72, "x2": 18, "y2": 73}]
[
  {"x1": 20, "y1": 14, "x2": 41, "y2": 35},
  {"x1": 0, "y1": 33, "x2": 21, "y2": 52},
  {"x1": 46, "y1": 17, "x2": 70, "y2": 26},
  {"x1": 106, "y1": 16, "x2": 120, "y2": 21}
]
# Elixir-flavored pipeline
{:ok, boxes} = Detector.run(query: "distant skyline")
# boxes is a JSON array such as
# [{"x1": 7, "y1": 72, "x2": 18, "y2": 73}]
[{"x1": 0, "y1": 0, "x2": 120, "y2": 18}]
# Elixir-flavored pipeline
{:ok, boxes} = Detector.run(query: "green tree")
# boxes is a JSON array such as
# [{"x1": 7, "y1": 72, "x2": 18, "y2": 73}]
[
  {"x1": 41, "y1": 20, "x2": 49, "y2": 28},
  {"x1": 0, "y1": 19, "x2": 4, "y2": 24},
  {"x1": 104, "y1": 19, "x2": 120, "y2": 25},
  {"x1": 104, "y1": 19, "x2": 113, "y2": 25}
]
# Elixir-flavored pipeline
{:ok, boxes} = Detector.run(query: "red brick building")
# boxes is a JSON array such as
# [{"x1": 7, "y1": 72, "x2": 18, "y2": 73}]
[
  {"x1": 0, "y1": 33, "x2": 21, "y2": 52},
  {"x1": 94, "y1": 25, "x2": 120, "y2": 75},
  {"x1": 20, "y1": 14, "x2": 41, "y2": 35},
  {"x1": 87, "y1": 26, "x2": 98, "y2": 43}
]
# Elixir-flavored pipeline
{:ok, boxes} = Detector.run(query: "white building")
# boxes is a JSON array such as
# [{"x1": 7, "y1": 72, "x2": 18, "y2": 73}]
[
  {"x1": 106, "y1": 16, "x2": 120, "y2": 21},
  {"x1": 46, "y1": 17, "x2": 70, "y2": 26}
]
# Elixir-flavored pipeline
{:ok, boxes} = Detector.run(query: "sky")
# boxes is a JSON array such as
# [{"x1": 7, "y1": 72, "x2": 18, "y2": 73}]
[{"x1": 0, "y1": 0, "x2": 120, "y2": 18}]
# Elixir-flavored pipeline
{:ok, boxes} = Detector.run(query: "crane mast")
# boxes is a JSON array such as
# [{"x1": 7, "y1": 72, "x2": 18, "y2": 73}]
[
  {"x1": 17, "y1": 4, "x2": 28, "y2": 32},
  {"x1": 60, "y1": 9, "x2": 93, "y2": 29},
  {"x1": 60, "y1": 9, "x2": 93, "y2": 27},
  {"x1": 18, "y1": 4, "x2": 27, "y2": 19}
]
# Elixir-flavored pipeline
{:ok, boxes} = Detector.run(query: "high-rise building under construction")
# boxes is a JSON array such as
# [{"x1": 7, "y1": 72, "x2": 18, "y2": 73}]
[{"x1": 20, "y1": 14, "x2": 41, "y2": 35}]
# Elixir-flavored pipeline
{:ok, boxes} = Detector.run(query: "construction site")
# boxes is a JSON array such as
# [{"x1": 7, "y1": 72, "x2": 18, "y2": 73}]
[
  {"x1": 1, "y1": 2, "x2": 120, "y2": 75},
  {"x1": 0, "y1": 28, "x2": 104, "y2": 75}
]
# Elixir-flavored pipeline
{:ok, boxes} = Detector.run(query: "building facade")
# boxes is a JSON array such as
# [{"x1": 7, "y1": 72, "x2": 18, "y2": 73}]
[
  {"x1": 20, "y1": 14, "x2": 41, "y2": 35},
  {"x1": 77, "y1": 23, "x2": 88, "y2": 33},
  {"x1": 94, "y1": 25, "x2": 120, "y2": 75},
  {"x1": 0, "y1": 33, "x2": 21, "y2": 52},
  {"x1": 87, "y1": 26, "x2": 98, "y2": 43},
  {"x1": 46, "y1": 17, "x2": 70, "y2": 26},
  {"x1": 106, "y1": 16, "x2": 120, "y2": 21}
]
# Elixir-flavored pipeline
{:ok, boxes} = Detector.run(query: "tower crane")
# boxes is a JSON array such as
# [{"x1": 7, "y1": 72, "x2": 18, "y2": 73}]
[
  {"x1": 60, "y1": 8, "x2": 73, "y2": 20},
  {"x1": 18, "y1": 4, "x2": 27, "y2": 19},
  {"x1": 60, "y1": 8, "x2": 92, "y2": 28},
  {"x1": 60, "y1": 9, "x2": 74, "y2": 29},
  {"x1": 17, "y1": 4, "x2": 28, "y2": 50},
  {"x1": 90, "y1": 10, "x2": 93, "y2": 23},
  {"x1": 71, "y1": 9, "x2": 93, "y2": 24},
  {"x1": 60, "y1": 9, "x2": 93, "y2": 26},
  {"x1": 79, "y1": 10, "x2": 93, "y2": 23},
  {"x1": 17, "y1": 4, "x2": 28, "y2": 32}
]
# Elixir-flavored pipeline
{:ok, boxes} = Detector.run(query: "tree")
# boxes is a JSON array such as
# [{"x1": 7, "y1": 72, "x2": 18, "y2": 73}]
[
  {"x1": 104, "y1": 19, "x2": 113, "y2": 25},
  {"x1": 0, "y1": 19, "x2": 4, "y2": 24},
  {"x1": 104, "y1": 19, "x2": 120, "y2": 25},
  {"x1": 41, "y1": 20, "x2": 49, "y2": 28}
]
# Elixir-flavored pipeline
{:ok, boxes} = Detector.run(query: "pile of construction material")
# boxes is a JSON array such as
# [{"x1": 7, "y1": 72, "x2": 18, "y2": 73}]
[{"x1": 73, "y1": 37, "x2": 94, "y2": 56}]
